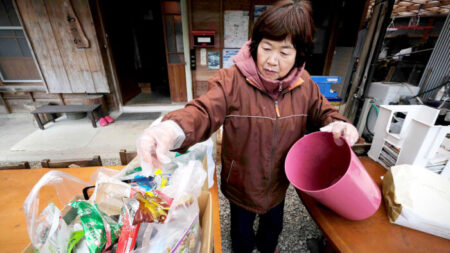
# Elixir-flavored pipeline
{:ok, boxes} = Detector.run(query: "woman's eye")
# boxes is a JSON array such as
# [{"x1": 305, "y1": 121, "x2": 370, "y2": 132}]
[
  {"x1": 281, "y1": 51, "x2": 289, "y2": 56},
  {"x1": 263, "y1": 48, "x2": 271, "y2": 51}
]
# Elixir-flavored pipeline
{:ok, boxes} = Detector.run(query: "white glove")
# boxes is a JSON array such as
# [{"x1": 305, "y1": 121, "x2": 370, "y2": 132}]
[
  {"x1": 320, "y1": 121, "x2": 359, "y2": 146},
  {"x1": 136, "y1": 120, "x2": 185, "y2": 172}
]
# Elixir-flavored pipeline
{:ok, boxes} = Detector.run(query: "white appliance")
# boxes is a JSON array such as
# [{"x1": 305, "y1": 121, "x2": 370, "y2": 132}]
[{"x1": 366, "y1": 82, "x2": 420, "y2": 105}]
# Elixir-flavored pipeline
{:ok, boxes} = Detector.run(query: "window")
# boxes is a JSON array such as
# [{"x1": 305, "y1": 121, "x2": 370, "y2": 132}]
[
  {"x1": 0, "y1": 0, "x2": 41, "y2": 82},
  {"x1": 162, "y1": 1, "x2": 184, "y2": 64}
]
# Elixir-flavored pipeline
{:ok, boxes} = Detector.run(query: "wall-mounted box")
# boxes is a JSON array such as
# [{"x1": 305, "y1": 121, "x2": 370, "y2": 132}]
[{"x1": 192, "y1": 30, "x2": 216, "y2": 47}]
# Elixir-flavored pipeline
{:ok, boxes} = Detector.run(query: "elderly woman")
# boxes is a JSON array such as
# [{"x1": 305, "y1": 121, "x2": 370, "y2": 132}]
[{"x1": 137, "y1": 0, "x2": 358, "y2": 252}]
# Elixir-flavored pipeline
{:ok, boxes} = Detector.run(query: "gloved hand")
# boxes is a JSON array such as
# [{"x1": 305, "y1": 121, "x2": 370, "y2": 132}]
[
  {"x1": 136, "y1": 120, "x2": 185, "y2": 172},
  {"x1": 320, "y1": 121, "x2": 359, "y2": 146}
]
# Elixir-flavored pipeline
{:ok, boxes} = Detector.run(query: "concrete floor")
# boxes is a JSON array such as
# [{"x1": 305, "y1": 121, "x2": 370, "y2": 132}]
[
  {"x1": 126, "y1": 92, "x2": 172, "y2": 105},
  {"x1": 0, "y1": 112, "x2": 153, "y2": 166}
]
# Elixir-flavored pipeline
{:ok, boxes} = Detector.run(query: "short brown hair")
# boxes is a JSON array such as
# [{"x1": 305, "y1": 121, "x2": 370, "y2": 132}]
[{"x1": 250, "y1": 0, "x2": 316, "y2": 67}]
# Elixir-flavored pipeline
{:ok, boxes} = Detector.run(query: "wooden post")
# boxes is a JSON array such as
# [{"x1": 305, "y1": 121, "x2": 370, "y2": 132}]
[
  {"x1": 41, "y1": 159, "x2": 50, "y2": 168},
  {"x1": 58, "y1": 93, "x2": 66, "y2": 105},
  {"x1": 385, "y1": 66, "x2": 396, "y2": 81},
  {"x1": 28, "y1": 92, "x2": 35, "y2": 102},
  {"x1": 0, "y1": 93, "x2": 11, "y2": 113},
  {"x1": 420, "y1": 18, "x2": 434, "y2": 45},
  {"x1": 323, "y1": 1, "x2": 341, "y2": 76}
]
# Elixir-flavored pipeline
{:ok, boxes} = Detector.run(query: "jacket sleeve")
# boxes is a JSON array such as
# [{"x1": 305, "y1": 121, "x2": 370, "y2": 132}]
[
  {"x1": 306, "y1": 77, "x2": 349, "y2": 131},
  {"x1": 162, "y1": 69, "x2": 228, "y2": 153}
]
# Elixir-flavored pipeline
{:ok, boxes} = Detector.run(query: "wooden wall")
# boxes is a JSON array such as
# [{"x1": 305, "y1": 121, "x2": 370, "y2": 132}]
[
  {"x1": 189, "y1": 0, "x2": 367, "y2": 98},
  {"x1": 0, "y1": 0, "x2": 120, "y2": 114},
  {"x1": 15, "y1": 0, "x2": 109, "y2": 93},
  {"x1": 190, "y1": 0, "x2": 221, "y2": 97},
  {"x1": 190, "y1": 0, "x2": 280, "y2": 98}
]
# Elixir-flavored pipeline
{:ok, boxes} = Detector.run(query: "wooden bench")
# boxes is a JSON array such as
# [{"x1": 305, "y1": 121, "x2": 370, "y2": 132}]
[
  {"x1": 0, "y1": 161, "x2": 31, "y2": 170},
  {"x1": 41, "y1": 155, "x2": 102, "y2": 168},
  {"x1": 31, "y1": 104, "x2": 101, "y2": 130}
]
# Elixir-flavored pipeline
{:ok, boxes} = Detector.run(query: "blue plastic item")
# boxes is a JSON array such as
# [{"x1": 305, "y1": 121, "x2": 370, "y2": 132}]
[
  {"x1": 327, "y1": 97, "x2": 342, "y2": 102},
  {"x1": 311, "y1": 76, "x2": 342, "y2": 98}
]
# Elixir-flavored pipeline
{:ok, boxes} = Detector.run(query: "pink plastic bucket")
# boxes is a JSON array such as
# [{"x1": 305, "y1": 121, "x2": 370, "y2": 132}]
[{"x1": 285, "y1": 131, "x2": 381, "y2": 220}]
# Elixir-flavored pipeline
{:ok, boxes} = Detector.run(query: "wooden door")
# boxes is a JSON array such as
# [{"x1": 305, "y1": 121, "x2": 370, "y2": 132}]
[
  {"x1": 15, "y1": 0, "x2": 109, "y2": 93},
  {"x1": 161, "y1": 1, "x2": 187, "y2": 102}
]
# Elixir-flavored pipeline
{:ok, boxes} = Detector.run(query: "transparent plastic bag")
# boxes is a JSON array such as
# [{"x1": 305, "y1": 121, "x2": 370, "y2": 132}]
[
  {"x1": 113, "y1": 159, "x2": 143, "y2": 181},
  {"x1": 139, "y1": 205, "x2": 201, "y2": 253},
  {"x1": 23, "y1": 170, "x2": 90, "y2": 251},
  {"x1": 33, "y1": 202, "x2": 70, "y2": 252},
  {"x1": 89, "y1": 167, "x2": 121, "y2": 185},
  {"x1": 136, "y1": 160, "x2": 206, "y2": 253},
  {"x1": 161, "y1": 138, "x2": 215, "y2": 188},
  {"x1": 137, "y1": 116, "x2": 215, "y2": 181}
]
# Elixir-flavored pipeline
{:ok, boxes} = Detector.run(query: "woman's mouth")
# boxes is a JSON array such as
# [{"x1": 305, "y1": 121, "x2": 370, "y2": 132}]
[{"x1": 264, "y1": 69, "x2": 277, "y2": 76}]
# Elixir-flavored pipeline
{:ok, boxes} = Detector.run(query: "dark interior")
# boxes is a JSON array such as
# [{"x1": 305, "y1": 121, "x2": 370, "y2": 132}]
[
  {"x1": 307, "y1": 0, "x2": 366, "y2": 75},
  {"x1": 99, "y1": 0, "x2": 170, "y2": 104}
]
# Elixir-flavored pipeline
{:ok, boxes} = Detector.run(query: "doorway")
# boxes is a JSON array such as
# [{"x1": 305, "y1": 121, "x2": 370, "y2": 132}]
[{"x1": 98, "y1": 0, "x2": 171, "y2": 105}]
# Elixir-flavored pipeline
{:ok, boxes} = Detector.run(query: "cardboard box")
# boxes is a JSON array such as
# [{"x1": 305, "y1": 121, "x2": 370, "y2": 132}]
[
  {"x1": 138, "y1": 82, "x2": 152, "y2": 94},
  {"x1": 198, "y1": 190, "x2": 213, "y2": 253}
]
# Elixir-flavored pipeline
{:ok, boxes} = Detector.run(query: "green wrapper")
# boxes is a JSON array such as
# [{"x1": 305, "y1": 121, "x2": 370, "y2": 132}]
[
  {"x1": 70, "y1": 201, "x2": 122, "y2": 253},
  {"x1": 125, "y1": 166, "x2": 142, "y2": 176}
]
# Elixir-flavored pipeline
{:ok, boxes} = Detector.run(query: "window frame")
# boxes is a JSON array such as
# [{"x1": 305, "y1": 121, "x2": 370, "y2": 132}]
[{"x1": 0, "y1": 1, "x2": 42, "y2": 83}]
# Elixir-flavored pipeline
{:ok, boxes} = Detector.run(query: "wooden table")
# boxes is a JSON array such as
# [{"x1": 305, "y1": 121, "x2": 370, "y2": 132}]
[
  {"x1": 0, "y1": 166, "x2": 222, "y2": 253},
  {"x1": 31, "y1": 104, "x2": 101, "y2": 129},
  {"x1": 298, "y1": 157, "x2": 450, "y2": 253}
]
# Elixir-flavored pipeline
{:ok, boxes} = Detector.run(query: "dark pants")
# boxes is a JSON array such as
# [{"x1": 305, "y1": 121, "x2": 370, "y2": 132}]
[{"x1": 230, "y1": 200, "x2": 284, "y2": 253}]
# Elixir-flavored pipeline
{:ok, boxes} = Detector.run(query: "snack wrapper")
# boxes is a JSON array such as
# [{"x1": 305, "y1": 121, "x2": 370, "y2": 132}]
[
  {"x1": 70, "y1": 201, "x2": 122, "y2": 253},
  {"x1": 133, "y1": 191, "x2": 171, "y2": 225}
]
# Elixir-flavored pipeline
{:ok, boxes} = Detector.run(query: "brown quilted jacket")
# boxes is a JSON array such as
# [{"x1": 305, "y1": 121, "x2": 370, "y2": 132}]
[{"x1": 163, "y1": 66, "x2": 348, "y2": 213}]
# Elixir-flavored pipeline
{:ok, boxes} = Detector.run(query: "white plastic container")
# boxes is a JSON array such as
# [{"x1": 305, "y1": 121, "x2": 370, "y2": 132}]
[
  {"x1": 368, "y1": 105, "x2": 450, "y2": 176},
  {"x1": 366, "y1": 82, "x2": 420, "y2": 105}
]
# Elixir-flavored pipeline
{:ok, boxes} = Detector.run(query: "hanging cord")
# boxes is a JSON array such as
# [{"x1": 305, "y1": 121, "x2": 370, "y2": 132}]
[
  {"x1": 408, "y1": 4, "x2": 422, "y2": 27},
  {"x1": 401, "y1": 82, "x2": 424, "y2": 105},
  {"x1": 413, "y1": 79, "x2": 450, "y2": 98},
  {"x1": 416, "y1": 4, "x2": 422, "y2": 26},
  {"x1": 378, "y1": 47, "x2": 434, "y2": 60},
  {"x1": 387, "y1": 17, "x2": 397, "y2": 32},
  {"x1": 365, "y1": 103, "x2": 379, "y2": 136}
]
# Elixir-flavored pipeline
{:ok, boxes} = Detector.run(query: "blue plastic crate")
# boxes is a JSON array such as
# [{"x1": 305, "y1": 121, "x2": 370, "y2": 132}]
[{"x1": 311, "y1": 76, "x2": 342, "y2": 98}]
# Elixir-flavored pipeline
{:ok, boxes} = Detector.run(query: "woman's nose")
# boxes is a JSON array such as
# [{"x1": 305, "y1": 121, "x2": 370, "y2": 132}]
[{"x1": 267, "y1": 53, "x2": 278, "y2": 66}]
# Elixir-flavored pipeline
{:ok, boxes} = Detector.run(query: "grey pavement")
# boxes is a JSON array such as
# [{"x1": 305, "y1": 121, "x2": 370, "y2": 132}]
[{"x1": 0, "y1": 112, "x2": 151, "y2": 166}]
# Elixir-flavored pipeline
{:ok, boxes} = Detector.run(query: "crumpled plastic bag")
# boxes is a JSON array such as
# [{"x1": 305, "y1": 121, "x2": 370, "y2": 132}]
[
  {"x1": 136, "y1": 160, "x2": 206, "y2": 253},
  {"x1": 33, "y1": 202, "x2": 71, "y2": 252},
  {"x1": 23, "y1": 170, "x2": 90, "y2": 252},
  {"x1": 90, "y1": 172, "x2": 131, "y2": 216}
]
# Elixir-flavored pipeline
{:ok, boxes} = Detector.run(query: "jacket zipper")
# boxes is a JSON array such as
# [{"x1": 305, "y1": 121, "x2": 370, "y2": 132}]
[
  {"x1": 226, "y1": 160, "x2": 235, "y2": 183},
  {"x1": 266, "y1": 100, "x2": 280, "y2": 211},
  {"x1": 275, "y1": 100, "x2": 281, "y2": 117}
]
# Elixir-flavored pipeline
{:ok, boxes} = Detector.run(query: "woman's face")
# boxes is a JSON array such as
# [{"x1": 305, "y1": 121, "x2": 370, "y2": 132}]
[{"x1": 257, "y1": 37, "x2": 297, "y2": 80}]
